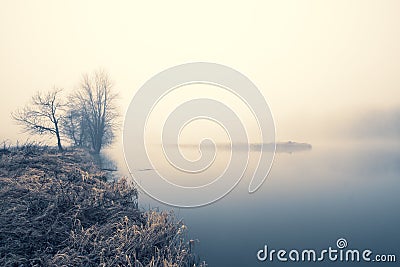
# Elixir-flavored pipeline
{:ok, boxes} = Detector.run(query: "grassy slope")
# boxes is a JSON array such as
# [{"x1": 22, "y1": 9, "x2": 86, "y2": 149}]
[{"x1": 0, "y1": 146, "x2": 202, "y2": 267}]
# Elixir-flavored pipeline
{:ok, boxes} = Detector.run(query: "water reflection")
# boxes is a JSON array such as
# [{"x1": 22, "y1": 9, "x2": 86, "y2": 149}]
[{"x1": 106, "y1": 141, "x2": 399, "y2": 266}]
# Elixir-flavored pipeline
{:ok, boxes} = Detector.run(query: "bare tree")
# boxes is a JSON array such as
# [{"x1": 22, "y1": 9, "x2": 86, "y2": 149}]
[
  {"x1": 12, "y1": 88, "x2": 65, "y2": 151},
  {"x1": 71, "y1": 70, "x2": 119, "y2": 154},
  {"x1": 64, "y1": 98, "x2": 90, "y2": 148}
]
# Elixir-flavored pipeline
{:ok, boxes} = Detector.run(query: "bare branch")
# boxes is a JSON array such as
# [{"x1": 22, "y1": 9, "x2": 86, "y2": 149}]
[
  {"x1": 66, "y1": 70, "x2": 119, "y2": 154},
  {"x1": 12, "y1": 88, "x2": 65, "y2": 151}
]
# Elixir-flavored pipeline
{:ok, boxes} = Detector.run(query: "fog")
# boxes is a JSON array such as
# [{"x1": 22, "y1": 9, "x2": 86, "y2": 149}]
[
  {"x1": 1, "y1": 0, "x2": 400, "y2": 145},
  {"x1": 1, "y1": 2, "x2": 400, "y2": 266}
]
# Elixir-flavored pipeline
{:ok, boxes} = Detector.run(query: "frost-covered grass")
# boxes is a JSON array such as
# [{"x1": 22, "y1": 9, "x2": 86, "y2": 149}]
[{"x1": 0, "y1": 145, "x2": 204, "y2": 266}]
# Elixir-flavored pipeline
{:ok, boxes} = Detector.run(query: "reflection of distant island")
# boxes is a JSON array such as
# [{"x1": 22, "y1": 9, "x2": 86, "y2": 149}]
[
  {"x1": 167, "y1": 141, "x2": 312, "y2": 153},
  {"x1": 278, "y1": 141, "x2": 312, "y2": 152},
  {"x1": 253, "y1": 141, "x2": 312, "y2": 153}
]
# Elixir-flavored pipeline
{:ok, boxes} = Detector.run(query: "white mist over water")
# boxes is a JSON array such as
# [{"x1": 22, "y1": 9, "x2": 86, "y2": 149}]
[{"x1": 104, "y1": 137, "x2": 399, "y2": 266}]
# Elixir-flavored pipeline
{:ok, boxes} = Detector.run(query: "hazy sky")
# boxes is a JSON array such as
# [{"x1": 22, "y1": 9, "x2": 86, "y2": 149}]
[{"x1": 1, "y1": 0, "x2": 400, "y2": 145}]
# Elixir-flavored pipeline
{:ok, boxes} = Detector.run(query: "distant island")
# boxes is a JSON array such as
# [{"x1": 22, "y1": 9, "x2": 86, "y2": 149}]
[
  {"x1": 252, "y1": 141, "x2": 312, "y2": 153},
  {"x1": 168, "y1": 141, "x2": 312, "y2": 153}
]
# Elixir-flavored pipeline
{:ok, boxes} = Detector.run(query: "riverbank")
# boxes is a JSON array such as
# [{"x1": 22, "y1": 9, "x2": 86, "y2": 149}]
[{"x1": 0, "y1": 145, "x2": 202, "y2": 266}]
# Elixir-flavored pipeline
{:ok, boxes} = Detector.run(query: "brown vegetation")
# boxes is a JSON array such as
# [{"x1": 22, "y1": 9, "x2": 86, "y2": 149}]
[{"x1": 0, "y1": 145, "x2": 202, "y2": 266}]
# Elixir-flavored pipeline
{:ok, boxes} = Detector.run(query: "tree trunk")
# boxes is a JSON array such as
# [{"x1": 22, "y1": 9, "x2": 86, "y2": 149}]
[
  {"x1": 94, "y1": 146, "x2": 101, "y2": 154},
  {"x1": 54, "y1": 122, "x2": 63, "y2": 151},
  {"x1": 93, "y1": 136, "x2": 102, "y2": 154},
  {"x1": 56, "y1": 132, "x2": 63, "y2": 151}
]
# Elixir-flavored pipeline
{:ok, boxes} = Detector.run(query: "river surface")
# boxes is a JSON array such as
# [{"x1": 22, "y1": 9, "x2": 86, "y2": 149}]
[{"x1": 106, "y1": 140, "x2": 399, "y2": 266}]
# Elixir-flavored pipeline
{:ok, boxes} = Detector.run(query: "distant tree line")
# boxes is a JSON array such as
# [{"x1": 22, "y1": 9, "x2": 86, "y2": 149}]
[{"x1": 12, "y1": 70, "x2": 119, "y2": 154}]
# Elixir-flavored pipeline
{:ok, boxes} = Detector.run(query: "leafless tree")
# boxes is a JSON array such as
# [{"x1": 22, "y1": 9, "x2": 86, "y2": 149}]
[
  {"x1": 71, "y1": 70, "x2": 119, "y2": 154},
  {"x1": 64, "y1": 97, "x2": 90, "y2": 148},
  {"x1": 12, "y1": 88, "x2": 65, "y2": 151}
]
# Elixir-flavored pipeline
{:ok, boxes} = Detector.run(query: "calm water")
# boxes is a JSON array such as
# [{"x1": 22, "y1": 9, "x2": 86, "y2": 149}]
[{"x1": 107, "y1": 140, "x2": 400, "y2": 266}]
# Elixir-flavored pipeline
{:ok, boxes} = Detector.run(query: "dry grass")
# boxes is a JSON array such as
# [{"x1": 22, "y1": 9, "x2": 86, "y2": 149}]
[{"x1": 0, "y1": 145, "x2": 203, "y2": 266}]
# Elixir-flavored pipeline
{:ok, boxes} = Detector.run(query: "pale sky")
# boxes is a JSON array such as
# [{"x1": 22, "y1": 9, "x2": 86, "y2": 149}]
[{"x1": 1, "y1": 0, "x2": 400, "y2": 145}]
